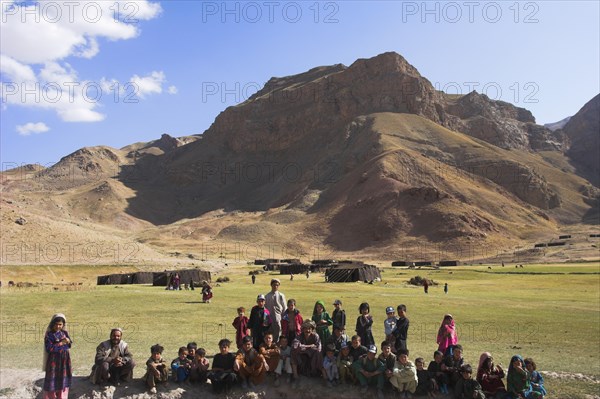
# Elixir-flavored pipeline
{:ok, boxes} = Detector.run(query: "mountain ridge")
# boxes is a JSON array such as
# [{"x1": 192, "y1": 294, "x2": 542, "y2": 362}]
[{"x1": 2, "y1": 52, "x2": 598, "y2": 263}]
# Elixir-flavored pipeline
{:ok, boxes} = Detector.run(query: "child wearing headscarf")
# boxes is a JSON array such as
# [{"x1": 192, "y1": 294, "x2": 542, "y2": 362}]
[
  {"x1": 43, "y1": 313, "x2": 72, "y2": 399},
  {"x1": 507, "y1": 355, "x2": 542, "y2": 399},
  {"x1": 477, "y1": 352, "x2": 506, "y2": 397},
  {"x1": 312, "y1": 300, "x2": 333, "y2": 348},
  {"x1": 436, "y1": 314, "x2": 458, "y2": 355}
]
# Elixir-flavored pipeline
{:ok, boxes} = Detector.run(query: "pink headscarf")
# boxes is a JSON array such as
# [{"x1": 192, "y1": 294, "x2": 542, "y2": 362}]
[{"x1": 436, "y1": 314, "x2": 457, "y2": 351}]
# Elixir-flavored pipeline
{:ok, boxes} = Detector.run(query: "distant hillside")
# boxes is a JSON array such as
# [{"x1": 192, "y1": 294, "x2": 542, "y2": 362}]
[
  {"x1": 1, "y1": 53, "x2": 598, "y2": 263},
  {"x1": 563, "y1": 94, "x2": 600, "y2": 187},
  {"x1": 545, "y1": 116, "x2": 572, "y2": 131}
]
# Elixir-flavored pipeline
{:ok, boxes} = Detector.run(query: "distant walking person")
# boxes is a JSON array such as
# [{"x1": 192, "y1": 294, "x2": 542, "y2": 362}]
[
  {"x1": 423, "y1": 280, "x2": 429, "y2": 294},
  {"x1": 306, "y1": 270, "x2": 310, "y2": 279},
  {"x1": 202, "y1": 281, "x2": 213, "y2": 303},
  {"x1": 252, "y1": 274, "x2": 256, "y2": 285},
  {"x1": 444, "y1": 283, "x2": 448, "y2": 294}
]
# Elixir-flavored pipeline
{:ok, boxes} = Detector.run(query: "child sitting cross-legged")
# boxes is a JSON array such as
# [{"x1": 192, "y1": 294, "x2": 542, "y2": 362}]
[
  {"x1": 336, "y1": 342, "x2": 355, "y2": 385},
  {"x1": 144, "y1": 344, "x2": 168, "y2": 394},
  {"x1": 455, "y1": 364, "x2": 486, "y2": 399},
  {"x1": 189, "y1": 348, "x2": 209, "y2": 384},
  {"x1": 390, "y1": 348, "x2": 417, "y2": 398},
  {"x1": 525, "y1": 358, "x2": 547, "y2": 398},
  {"x1": 415, "y1": 357, "x2": 435, "y2": 398},
  {"x1": 259, "y1": 332, "x2": 280, "y2": 375},
  {"x1": 235, "y1": 335, "x2": 268, "y2": 389},
  {"x1": 208, "y1": 339, "x2": 237, "y2": 394},
  {"x1": 322, "y1": 344, "x2": 339, "y2": 387},
  {"x1": 274, "y1": 335, "x2": 293, "y2": 386},
  {"x1": 171, "y1": 346, "x2": 192, "y2": 383},
  {"x1": 428, "y1": 350, "x2": 449, "y2": 395}
]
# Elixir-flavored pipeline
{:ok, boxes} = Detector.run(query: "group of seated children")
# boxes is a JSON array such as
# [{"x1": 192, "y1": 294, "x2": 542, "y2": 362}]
[
  {"x1": 142, "y1": 298, "x2": 546, "y2": 399},
  {"x1": 143, "y1": 342, "x2": 209, "y2": 394}
]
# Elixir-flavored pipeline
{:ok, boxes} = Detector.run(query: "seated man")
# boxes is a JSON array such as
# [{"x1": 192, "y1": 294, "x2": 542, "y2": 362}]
[
  {"x1": 352, "y1": 345, "x2": 385, "y2": 399},
  {"x1": 292, "y1": 320, "x2": 323, "y2": 380},
  {"x1": 90, "y1": 328, "x2": 135, "y2": 385},
  {"x1": 235, "y1": 336, "x2": 268, "y2": 389}
]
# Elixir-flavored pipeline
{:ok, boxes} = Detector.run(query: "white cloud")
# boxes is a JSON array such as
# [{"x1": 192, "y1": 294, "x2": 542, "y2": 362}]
[
  {"x1": 0, "y1": 0, "x2": 162, "y2": 65},
  {"x1": 0, "y1": 54, "x2": 36, "y2": 83},
  {"x1": 16, "y1": 122, "x2": 50, "y2": 136},
  {"x1": 1, "y1": 56, "x2": 106, "y2": 122},
  {"x1": 167, "y1": 85, "x2": 178, "y2": 95},
  {"x1": 130, "y1": 71, "x2": 165, "y2": 99},
  {"x1": 0, "y1": 0, "x2": 161, "y2": 123}
]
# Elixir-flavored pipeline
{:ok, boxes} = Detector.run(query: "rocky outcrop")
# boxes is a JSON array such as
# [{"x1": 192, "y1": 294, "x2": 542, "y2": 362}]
[
  {"x1": 444, "y1": 91, "x2": 562, "y2": 150},
  {"x1": 563, "y1": 94, "x2": 600, "y2": 186},
  {"x1": 203, "y1": 53, "x2": 564, "y2": 155}
]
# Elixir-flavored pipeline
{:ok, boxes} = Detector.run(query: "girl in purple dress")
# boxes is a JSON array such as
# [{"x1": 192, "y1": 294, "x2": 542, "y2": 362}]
[{"x1": 43, "y1": 313, "x2": 72, "y2": 399}]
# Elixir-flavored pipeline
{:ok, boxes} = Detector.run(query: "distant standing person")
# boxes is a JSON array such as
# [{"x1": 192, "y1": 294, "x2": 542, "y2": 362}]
[
  {"x1": 444, "y1": 283, "x2": 448, "y2": 294},
  {"x1": 265, "y1": 278, "x2": 286, "y2": 340},
  {"x1": 306, "y1": 270, "x2": 310, "y2": 279},
  {"x1": 43, "y1": 313, "x2": 72, "y2": 399},
  {"x1": 423, "y1": 279, "x2": 429, "y2": 294},
  {"x1": 252, "y1": 274, "x2": 256, "y2": 285},
  {"x1": 172, "y1": 273, "x2": 181, "y2": 290},
  {"x1": 202, "y1": 281, "x2": 213, "y2": 303}
]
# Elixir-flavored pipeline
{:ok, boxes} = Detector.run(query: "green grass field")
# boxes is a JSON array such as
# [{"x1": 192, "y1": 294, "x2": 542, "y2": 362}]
[{"x1": 1, "y1": 262, "x2": 599, "y2": 398}]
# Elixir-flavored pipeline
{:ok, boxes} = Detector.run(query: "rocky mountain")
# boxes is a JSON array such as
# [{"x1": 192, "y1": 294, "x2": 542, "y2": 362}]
[
  {"x1": 563, "y1": 94, "x2": 600, "y2": 187},
  {"x1": 2, "y1": 53, "x2": 598, "y2": 263}
]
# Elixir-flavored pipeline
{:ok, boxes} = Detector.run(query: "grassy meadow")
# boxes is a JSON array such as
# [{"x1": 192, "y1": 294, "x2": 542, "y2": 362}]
[{"x1": 0, "y1": 262, "x2": 599, "y2": 398}]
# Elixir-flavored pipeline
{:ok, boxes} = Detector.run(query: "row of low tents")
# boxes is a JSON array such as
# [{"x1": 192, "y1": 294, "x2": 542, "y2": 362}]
[
  {"x1": 254, "y1": 259, "x2": 382, "y2": 283},
  {"x1": 391, "y1": 260, "x2": 459, "y2": 267},
  {"x1": 97, "y1": 269, "x2": 211, "y2": 286}
]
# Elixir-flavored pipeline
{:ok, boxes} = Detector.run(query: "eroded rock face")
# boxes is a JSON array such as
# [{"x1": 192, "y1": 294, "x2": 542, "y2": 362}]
[
  {"x1": 444, "y1": 91, "x2": 562, "y2": 150},
  {"x1": 462, "y1": 160, "x2": 561, "y2": 210},
  {"x1": 205, "y1": 52, "x2": 565, "y2": 156},
  {"x1": 204, "y1": 52, "x2": 448, "y2": 154},
  {"x1": 563, "y1": 94, "x2": 600, "y2": 186}
]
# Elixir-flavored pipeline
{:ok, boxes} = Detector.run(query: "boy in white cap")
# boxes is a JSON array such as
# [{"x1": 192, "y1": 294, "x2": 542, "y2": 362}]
[
  {"x1": 352, "y1": 344, "x2": 385, "y2": 399},
  {"x1": 384, "y1": 306, "x2": 398, "y2": 348}
]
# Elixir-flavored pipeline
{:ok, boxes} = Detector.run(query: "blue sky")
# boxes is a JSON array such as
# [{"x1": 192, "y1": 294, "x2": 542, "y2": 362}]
[{"x1": 1, "y1": 0, "x2": 599, "y2": 167}]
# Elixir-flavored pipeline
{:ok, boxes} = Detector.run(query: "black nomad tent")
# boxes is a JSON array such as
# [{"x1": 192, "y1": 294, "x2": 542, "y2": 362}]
[
  {"x1": 279, "y1": 263, "x2": 310, "y2": 275},
  {"x1": 97, "y1": 272, "x2": 154, "y2": 285},
  {"x1": 325, "y1": 263, "x2": 381, "y2": 283},
  {"x1": 131, "y1": 272, "x2": 154, "y2": 284},
  {"x1": 152, "y1": 269, "x2": 211, "y2": 286}
]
